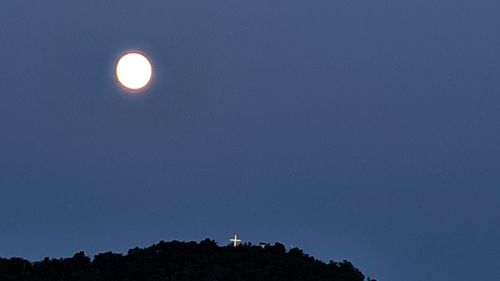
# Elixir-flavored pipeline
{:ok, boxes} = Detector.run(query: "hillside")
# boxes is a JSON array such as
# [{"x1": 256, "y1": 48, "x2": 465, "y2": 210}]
[{"x1": 0, "y1": 239, "x2": 372, "y2": 281}]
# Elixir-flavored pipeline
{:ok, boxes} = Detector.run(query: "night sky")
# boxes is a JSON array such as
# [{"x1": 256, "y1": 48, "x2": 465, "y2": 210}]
[{"x1": 1, "y1": 1, "x2": 500, "y2": 281}]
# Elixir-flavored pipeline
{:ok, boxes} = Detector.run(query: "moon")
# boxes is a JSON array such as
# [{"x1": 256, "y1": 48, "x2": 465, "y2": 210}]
[{"x1": 115, "y1": 52, "x2": 153, "y2": 91}]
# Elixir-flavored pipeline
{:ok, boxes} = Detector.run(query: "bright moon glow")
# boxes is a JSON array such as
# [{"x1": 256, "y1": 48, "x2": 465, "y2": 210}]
[{"x1": 116, "y1": 52, "x2": 153, "y2": 91}]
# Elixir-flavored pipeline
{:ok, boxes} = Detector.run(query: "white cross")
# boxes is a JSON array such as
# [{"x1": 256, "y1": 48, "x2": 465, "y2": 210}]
[{"x1": 229, "y1": 234, "x2": 241, "y2": 247}]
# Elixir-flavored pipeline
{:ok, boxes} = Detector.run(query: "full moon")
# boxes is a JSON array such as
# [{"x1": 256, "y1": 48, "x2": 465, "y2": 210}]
[{"x1": 115, "y1": 52, "x2": 153, "y2": 91}]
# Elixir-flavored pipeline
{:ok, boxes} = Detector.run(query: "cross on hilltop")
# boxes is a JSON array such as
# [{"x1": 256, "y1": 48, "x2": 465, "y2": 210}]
[{"x1": 229, "y1": 234, "x2": 241, "y2": 247}]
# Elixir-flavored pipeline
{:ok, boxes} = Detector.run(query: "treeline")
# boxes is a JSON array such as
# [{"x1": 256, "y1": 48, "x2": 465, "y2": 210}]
[{"x1": 0, "y1": 239, "x2": 373, "y2": 281}]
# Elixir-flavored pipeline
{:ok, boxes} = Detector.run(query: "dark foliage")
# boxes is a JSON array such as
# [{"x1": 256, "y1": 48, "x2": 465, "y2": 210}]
[{"x1": 0, "y1": 239, "x2": 368, "y2": 281}]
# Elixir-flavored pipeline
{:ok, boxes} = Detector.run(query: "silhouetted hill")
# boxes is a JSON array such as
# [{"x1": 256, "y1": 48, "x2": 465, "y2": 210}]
[{"x1": 0, "y1": 239, "x2": 374, "y2": 281}]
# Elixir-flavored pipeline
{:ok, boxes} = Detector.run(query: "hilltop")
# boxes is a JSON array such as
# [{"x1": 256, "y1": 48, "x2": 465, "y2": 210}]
[{"x1": 0, "y1": 239, "x2": 374, "y2": 281}]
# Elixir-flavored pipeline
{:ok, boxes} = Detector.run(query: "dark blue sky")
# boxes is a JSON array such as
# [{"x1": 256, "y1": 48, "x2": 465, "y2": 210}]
[{"x1": 1, "y1": 1, "x2": 499, "y2": 280}]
